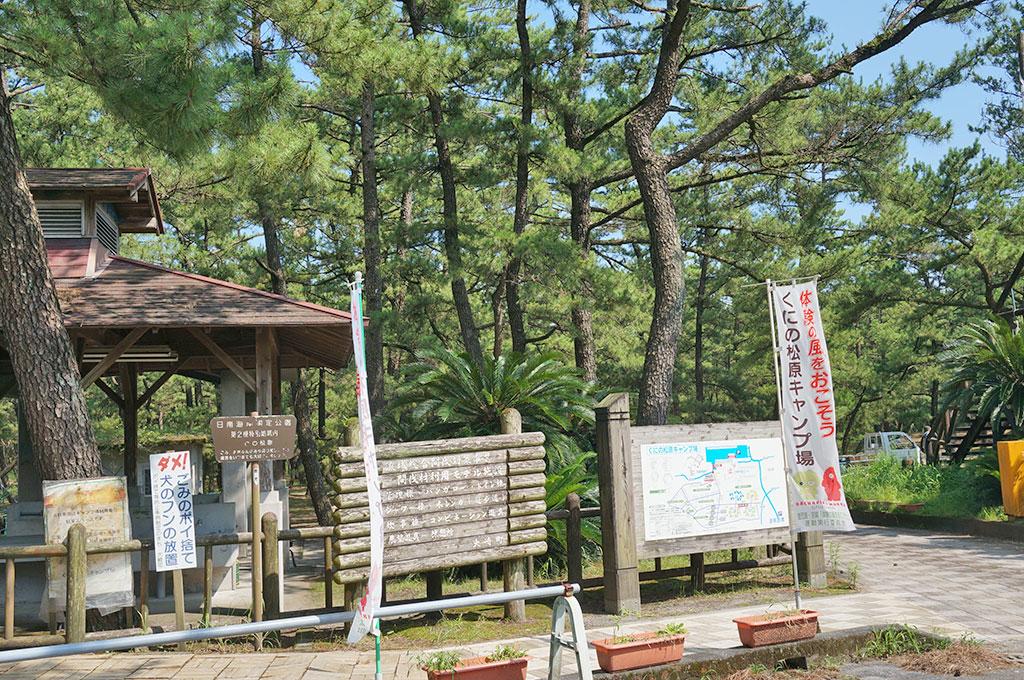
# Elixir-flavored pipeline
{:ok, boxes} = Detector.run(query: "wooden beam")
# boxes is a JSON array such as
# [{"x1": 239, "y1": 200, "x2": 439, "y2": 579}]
[
  {"x1": 120, "y1": 364, "x2": 139, "y2": 491},
  {"x1": 187, "y1": 329, "x2": 255, "y2": 392},
  {"x1": 80, "y1": 327, "x2": 149, "y2": 389},
  {"x1": 138, "y1": 366, "x2": 180, "y2": 409},
  {"x1": 255, "y1": 328, "x2": 275, "y2": 416},
  {"x1": 94, "y1": 378, "x2": 125, "y2": 410}
]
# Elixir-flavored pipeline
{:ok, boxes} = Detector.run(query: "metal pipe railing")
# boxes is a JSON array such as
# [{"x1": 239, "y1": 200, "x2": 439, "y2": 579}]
[{"x1": 0, "y1": 584, "x2": 580, "y2": 664}]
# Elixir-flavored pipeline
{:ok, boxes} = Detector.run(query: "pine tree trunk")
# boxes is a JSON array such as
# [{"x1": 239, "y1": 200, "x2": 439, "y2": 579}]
[
  {"x1": 563, "y1": 0, "x2": 597, "y2": 382},
  {"x1": 506, "y1": 0, "x2": 533, "y2": 354},
  {"x1": 568, "y1": 181, "x2": 597, "y2": 382},
  {"x1": 292, "y1": 373, "x2": 332, "y2": 526},
  {"x1": 0, "y1": 81, "x2": 102, "y2": 481},
  {"x1": 404, "y1": 0, "x2": 484, "y2": 367},
  {"x1": 360, "y1": 80, "x2": 385, "y2": 414},
  {"x1": 388, "y1": 191, "x2": 412, "y2": 378},
  {"x1": 627, "y1": 0, "x2": 692, "y2": 426},
  {"x1": 693, "y1": 252, "x2": 709, "y2": 423}
]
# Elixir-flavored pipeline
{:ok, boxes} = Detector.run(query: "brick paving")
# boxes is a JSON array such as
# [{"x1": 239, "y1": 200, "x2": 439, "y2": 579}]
[{"x1": 0, "y1": 525, "x2": 1019, "y2": 678}]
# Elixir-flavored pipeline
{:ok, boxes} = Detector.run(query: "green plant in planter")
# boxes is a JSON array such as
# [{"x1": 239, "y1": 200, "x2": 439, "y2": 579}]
[
  {"x1": 417, "y1": 651, "x2": 461, "y2": 672},
  {"x1": 656, "y1": 622, "x2": 687, "y2": 637},
  {"x1": 487, "y1": 645, "x2": 527, "y2": 662}
]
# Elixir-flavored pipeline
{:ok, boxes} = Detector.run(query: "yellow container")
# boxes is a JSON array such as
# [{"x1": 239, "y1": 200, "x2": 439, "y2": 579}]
[{"x1": 996, "y1": 440, "x2": 1024, "y2": 517}]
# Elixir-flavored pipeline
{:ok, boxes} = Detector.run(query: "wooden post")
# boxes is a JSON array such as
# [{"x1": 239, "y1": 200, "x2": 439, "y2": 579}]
[
  {"x1": 203, "y1": 545, "x2": 213, "y2": 626},
  {"x1": 479, "y1": 563, "x2": 489, "y2": 593},
  {"x1": 262, "y1": 513, "x2": 280, "y2": 619},
  {"x1": 500, "y1": 408, "x2": 526, "y2": 622},
  {"x1": 4, "y1": 558, "x2": 13, "y2": 640},
  {"x1": 172, "y1": 569, "x2": 185, "y2": 651},
  {"x1": 595, "y1": 393, "x2": 641, "y2": 614},
  {"x1": 425, "y1": 571, "x2": 443, "y2": 600},
  {"x1": 140, "y1": 549, "x2": 150, "y2": 632},
  {"x1": 566, "y1": 493, "x2": 583, "y2": 586},
  {"x1": 255, "y1": 329, "x2": 276, "y2": 492},
  {"x1": 250, "y1": 462, "x2": 263, "y2": 650},
  {"x1": 323, "y1": 536, "x2": 333, "y2": 609},
  {"x1": 120, "y1": 364, "x2": 139, "y2": 491},
  {"x1": 65, "y1": 524, "x2": 86, "y2": 644},
  {"x1": 687, "y1": 553, "x2": 705, "y2": 595},
  {"x1": 795, "y1": 531, "x2": 827, "y2": 588}
]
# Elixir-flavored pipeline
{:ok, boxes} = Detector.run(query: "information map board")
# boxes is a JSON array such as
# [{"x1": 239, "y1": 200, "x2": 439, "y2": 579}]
[
  {"x1": 631, "y1": 422, "x2": 791, "y2": 557},
  {"x1": 640, "y1": 438, "x2": 789, "y2": 541},
  {"x1": 330, "y1": 432, "x2": 548, "y2": 584}
]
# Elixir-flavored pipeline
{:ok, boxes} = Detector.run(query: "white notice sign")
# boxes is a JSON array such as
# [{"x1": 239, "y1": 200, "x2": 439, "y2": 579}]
[
  {"x1": 640, "y1": 438, "x2": 790, "y2": 541},
  {"x1": 149, "y1": 451, "x2": 198, "y2": 572}
]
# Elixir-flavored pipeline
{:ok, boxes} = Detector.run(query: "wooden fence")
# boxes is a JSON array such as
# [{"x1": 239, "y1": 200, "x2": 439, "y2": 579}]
[
  {"x1": 544, "y1": 493, "x2": 796, "y2": 593},
  {"x1": 0, "y1": 515, "x2": 333, "y2": 649}
]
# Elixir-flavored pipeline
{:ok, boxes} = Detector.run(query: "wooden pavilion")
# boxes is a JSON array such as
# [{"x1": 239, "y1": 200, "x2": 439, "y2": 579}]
[{"x1": 0, "y1": 168, "x2": 352, "y2": 618}]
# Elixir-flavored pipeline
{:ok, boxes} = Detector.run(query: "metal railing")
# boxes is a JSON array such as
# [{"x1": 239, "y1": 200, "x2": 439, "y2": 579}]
[
  {"x1": 0, "y1": 514, "x2": 334, "y2": 648},
  {"x1": 0, "y1": 584, "x2": 586, "y2": 667}
]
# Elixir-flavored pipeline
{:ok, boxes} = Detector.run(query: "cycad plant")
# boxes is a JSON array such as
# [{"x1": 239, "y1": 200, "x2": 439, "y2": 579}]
[
  {"x1": 940, "y1": 318, "x2": 1024, "y2": 439},
  {"x1": 390, "y1": 348, "x2": 594, "y2": 461}
]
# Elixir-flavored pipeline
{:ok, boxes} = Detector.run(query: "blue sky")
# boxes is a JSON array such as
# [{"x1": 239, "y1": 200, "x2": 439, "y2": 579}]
[{"x1": 809, "y1": 1, "x2": 1002, "y2": 166}]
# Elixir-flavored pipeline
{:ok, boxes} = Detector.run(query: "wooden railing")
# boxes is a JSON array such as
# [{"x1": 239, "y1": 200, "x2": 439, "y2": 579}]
[
  {"x1": 0, "y1": 515, "x2": 334, "y2": 649},
  {"x1": 544, "y1": 493, "x2": 793, "y2": 591}
]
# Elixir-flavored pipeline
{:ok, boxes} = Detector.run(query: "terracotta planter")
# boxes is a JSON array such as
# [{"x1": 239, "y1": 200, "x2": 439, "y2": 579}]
[
  {"x1": 424, "y1": 657, "x2": 528, "y2": 680},
  {"x1": 590, "y1": 632, "x2": 686, "y2": 672},
  {"x1": 733, "y1": 610, "x2": 819, "y2": 648}
]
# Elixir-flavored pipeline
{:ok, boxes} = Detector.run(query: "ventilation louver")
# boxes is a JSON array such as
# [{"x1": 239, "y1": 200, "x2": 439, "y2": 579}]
[
  {"x1": 36, "y1": 201, "x2": 84, "y2": 238},
  {"x1": 95, "y1": 206, "x2": 119, "y2": 254}
]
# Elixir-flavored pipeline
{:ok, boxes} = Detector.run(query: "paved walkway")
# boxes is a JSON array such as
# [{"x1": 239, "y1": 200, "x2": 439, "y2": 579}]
[{"x1": 0, "y1": 525, "x2": 1020, "y2": 679}]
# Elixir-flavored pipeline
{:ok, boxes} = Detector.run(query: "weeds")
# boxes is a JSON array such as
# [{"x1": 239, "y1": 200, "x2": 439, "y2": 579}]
[{"x1": 862, "y1": 625, "x2": 949, "y2": 658}]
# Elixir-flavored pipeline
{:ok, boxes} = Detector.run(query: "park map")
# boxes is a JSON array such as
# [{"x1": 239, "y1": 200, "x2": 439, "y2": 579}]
[{"x1": 640, "y1": 438, "x2": 790, "y2": 541}]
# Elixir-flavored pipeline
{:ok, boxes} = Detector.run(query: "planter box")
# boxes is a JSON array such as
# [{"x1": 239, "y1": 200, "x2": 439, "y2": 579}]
[
  {"x1": 733, "y1": 610, "x2": 819, "y2": 648},
  {"x1": 424, "y1": 657, "x2": 528, "y2": 680},
  {"x1": 591, "y1": 632, "x2": 686, "y2": 672}
]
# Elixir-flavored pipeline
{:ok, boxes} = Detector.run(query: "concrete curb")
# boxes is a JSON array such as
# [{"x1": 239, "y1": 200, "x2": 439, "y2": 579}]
[{"x1": 850, "y1": 510, "x2": 1024, "y2": 544}]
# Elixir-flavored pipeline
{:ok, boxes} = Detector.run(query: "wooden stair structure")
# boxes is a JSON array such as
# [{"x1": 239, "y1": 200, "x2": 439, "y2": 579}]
[{"x1": 930, "y1": 407, "x2": 999, "y2": 463}]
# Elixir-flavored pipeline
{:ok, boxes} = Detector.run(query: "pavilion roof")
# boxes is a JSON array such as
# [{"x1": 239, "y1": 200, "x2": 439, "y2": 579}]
[
  {"x1": 52, "y1": 245, "x2": 352, "y2": 370},
  {"x1": 25, "y1": 167, "x2": 163, "y2": 234}
]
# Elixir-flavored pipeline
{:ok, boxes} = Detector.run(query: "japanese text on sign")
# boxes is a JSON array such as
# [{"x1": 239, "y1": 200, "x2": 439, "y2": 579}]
[
  {"x1": 210, "y1": 415, "x2": 297, "y2": 462},
  {"x1": 771, "y1": 281, "x2": 855, "y2": 533},
  {"x1": 149, "y1": 451, "x2": 197, "y2": 572}
]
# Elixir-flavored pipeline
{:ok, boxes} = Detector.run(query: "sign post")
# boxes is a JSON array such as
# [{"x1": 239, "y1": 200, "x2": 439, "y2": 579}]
[
  {"x1": 766, "y1": 280, "x2": 805, "y2": 609},
  {"x1": 210, "y1": 413, "x2": 297, "y2": 650},
  {"x1": 148, "y1": 450, "x2": 198, "y2": 651}
]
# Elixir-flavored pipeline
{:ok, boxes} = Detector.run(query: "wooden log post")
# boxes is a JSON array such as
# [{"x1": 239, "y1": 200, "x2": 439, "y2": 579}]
[
  {"x1": 139, "y1": 549, "x2": 150, "y2": 632},
  {"x1": 566, "y1": 493, "x2": 583, "y2": 586},
  {"x1": 501, "y1": 408, "x2": 527, "y2": 622},
  {"x1": 687, "y1": 553, "x2": 705, "y2": 595},
  {"x1": 595, "y1": 393, "x2": 641, "y2": 614},
  {"x1": 65, "y1": 524, "x2": 87, "y2": 644},
  {"x1": 203, "y1": 545, "x2": 213, "y2": 626},
  {"x1": 795, "y1": 531, "x2": 827, "y2": 588},
  {"x1": 323, "y1": 536, "x2": 334, "y2": 609},
  {"x1": 172, "y1": 569, "x2": 185, "y2": 652},
  {"x1": 479, "y1": 563, "x2": 489, "y2": 593},
  {"x1": 262, "y1": 512, "x2": 280, "y2": 619},
  {"x1": 4, "y1": 558, "x2": 13, "y2": 641}
]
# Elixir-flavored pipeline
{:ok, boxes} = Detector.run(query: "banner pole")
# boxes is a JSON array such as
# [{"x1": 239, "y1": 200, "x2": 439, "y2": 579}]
[{"x1": 765, "y1": 279, "x2": 803, "y2": 610}]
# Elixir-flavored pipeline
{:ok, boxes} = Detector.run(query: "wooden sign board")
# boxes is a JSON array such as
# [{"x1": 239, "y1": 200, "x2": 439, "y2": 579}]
[
  {"x1": 631, "y1": 421, "x2": 790, "y2": 558},
  {"x1": 330, "y1": 432, "x2": 548, "y2": 584},
  {"x1": 210, "y1": 416, "x2": 297, "y2": 462},
  {"x1": 42, "y1": 476, "x2": 134, "y2": 612}
]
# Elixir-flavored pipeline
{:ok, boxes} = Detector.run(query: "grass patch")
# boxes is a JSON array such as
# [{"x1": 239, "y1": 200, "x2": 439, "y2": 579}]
[
  {"x1": 862, "y1": 625, "x2": 949, "y2": 658},
  {"x1": 843, "y1": 454, "x2": 1003, "y2": 520}
]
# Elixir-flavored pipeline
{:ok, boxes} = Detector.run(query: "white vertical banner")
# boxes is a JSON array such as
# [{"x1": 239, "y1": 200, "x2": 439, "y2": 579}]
[
  {"x1": 771, "y1": 281, "x2": 855, "y2": 533},
  {"x1": 347, "y1": 273, "x2": 384, "y2": 644},
  {"x1": 149, "y1": 451, "x2": 198, "y2": 572}
]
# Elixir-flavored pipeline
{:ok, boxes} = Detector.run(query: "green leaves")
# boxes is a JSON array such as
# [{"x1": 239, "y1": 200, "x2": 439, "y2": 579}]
[{"x1": 941, "y1": 318, "x2": 1024, "y2": 437}]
